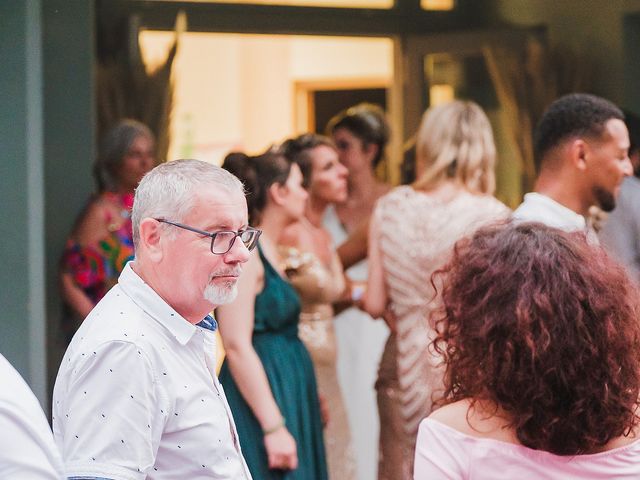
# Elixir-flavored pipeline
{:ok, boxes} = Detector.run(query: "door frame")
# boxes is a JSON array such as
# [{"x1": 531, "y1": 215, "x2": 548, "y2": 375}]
[{"x1": 400, "y1": 27, "x2": 544, "y2": 140}]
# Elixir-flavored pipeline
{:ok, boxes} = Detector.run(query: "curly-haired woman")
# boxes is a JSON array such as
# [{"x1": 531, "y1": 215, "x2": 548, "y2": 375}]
[{"x1": 415, "y1": 222, "x2": 640, "y2": 479}]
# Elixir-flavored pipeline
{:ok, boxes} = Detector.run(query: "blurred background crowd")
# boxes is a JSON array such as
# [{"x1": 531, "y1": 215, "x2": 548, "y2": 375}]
[{"x1": 4, "y1": 1, "x2": 640, "y2": 479}]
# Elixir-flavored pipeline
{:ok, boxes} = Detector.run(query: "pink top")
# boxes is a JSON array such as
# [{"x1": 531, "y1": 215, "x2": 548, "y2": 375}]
[{"x1": 414, "y1": 418, "x2": 640, "y2": 479}]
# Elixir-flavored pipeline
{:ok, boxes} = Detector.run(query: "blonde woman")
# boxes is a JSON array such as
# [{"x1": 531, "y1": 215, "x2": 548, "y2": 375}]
[{"x1": 363, "y1": 101, "x2": 510, "y2": 479}]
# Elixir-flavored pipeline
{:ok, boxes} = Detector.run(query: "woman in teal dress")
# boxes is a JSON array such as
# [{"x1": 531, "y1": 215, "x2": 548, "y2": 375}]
[{"x1": 218, "y1": 149, "x2": 328, "y2": 479}]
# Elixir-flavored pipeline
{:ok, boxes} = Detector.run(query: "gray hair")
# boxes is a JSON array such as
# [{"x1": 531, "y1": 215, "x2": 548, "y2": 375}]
[
  {"x1": 132, "y1": 159, "x2": 245, "y2": 250},
  {"x1": 95, "y1": 119, "x2": 155, "y2": 191}
]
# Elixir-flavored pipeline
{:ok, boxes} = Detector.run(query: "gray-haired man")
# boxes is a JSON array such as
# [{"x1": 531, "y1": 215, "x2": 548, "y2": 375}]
[{"x1": 53, "y1": 159, "x2": 260, "y2": 479}]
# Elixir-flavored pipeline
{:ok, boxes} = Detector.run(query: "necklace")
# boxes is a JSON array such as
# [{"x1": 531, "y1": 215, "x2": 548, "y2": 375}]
[{"x1": 104, "y1": 191, "x2": 134, "y2": 232}]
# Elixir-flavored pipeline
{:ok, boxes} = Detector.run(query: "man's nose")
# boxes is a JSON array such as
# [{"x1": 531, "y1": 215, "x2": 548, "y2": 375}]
[{"x1": 225, "y1": 237, "x2": 251, "y2": 264}]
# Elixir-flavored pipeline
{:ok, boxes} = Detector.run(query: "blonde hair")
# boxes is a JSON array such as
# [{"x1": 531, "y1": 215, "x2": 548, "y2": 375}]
[{"x1": 413, "y1": 101, "x2": 496, "y2": 194}]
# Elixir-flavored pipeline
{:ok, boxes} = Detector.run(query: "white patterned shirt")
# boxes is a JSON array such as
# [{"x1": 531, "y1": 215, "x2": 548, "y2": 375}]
[{"x1": 53, "y1": 262, "x2": 252, "y2": 480}]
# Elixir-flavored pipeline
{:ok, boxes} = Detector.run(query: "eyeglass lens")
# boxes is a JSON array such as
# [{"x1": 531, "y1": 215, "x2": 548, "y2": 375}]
[{"x1": 211, "y1": 230, "x2": 260, "y2": 254}]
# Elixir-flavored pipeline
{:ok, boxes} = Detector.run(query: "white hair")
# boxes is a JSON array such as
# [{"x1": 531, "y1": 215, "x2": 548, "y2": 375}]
[{"x1": 132, "y1": 159, "x2": 244, "y2": 250}]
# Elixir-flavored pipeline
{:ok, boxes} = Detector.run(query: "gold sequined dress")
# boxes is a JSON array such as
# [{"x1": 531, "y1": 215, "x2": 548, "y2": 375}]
[
  {"x1": 282, "y1": 246, "x2": 357, "y2": 480},
  {"x1": 371, "y1": 186, "x2": 510, "y2": 480}
]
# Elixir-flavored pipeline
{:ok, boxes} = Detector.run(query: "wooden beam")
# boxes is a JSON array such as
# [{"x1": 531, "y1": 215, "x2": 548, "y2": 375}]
[{"x1": 112, "y1": 0, "x2": 489, "y2": 36}]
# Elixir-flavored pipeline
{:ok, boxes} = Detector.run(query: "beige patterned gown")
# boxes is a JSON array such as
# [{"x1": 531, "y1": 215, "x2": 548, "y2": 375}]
[
  {"x1": 282, "y1": 247, "x2": 358, "y2": 480},
  {"x1": 371, "y1": 186, "x2": 510, "y2": 480}
]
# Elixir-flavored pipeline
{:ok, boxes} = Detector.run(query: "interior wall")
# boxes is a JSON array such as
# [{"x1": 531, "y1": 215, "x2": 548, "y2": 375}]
[
  {"x1": 0, "y1": 0, "x2": 94, "y2": 407},
  {"x1": 623, "y1": 13, "x2": 640, "y2": 113},
  {"x1": 239, "y1": 37, "x2": 292, "y2": 154},
  {"x1": 0, "y1": 0, "x2": 45, "y2": 400},
  {"x1": 494, "y1": 0, "x2": 640, "y2": 109},
  {"x1": 139, "y1": 31, "x2": 393, "y2": 164},
  {"x1": 43, "y1": 0, "x2": 95, "y2": 407}
]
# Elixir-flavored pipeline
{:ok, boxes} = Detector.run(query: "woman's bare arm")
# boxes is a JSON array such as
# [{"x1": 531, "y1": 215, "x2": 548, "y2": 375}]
[
  {"x1": 336, "y1": 218, "x2": 369, "y2": 270},
  {"x1": 217, "y1": 254, "x2": 298, "y2": 470}
]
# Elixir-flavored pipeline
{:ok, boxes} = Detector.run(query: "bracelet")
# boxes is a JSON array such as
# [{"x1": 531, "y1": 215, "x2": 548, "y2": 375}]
[
  {"x1": 351, "y1": 284, "x2": 365, "y2": 302},
  {"x1": 263, "y1": 417, "x2": 286, "y2": 435}
]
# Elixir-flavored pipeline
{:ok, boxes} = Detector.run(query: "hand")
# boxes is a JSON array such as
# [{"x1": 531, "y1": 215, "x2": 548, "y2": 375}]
[
  {"x1": 264, "y1": 426, "x2": 298, "y2": 471},
  {"x1": 587, "y1": 205, "x2": 608, "y2": 233},
  {"x1": 318, "y1": 393, "x2": 330, "y2": 428}
]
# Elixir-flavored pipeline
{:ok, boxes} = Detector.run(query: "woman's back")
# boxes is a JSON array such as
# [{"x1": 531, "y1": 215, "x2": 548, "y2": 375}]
[
  {"x1": 374, "y1": 185, "x2": 509, "y2": 316},
  {"x1": 416, "y1": 222, "x2": 640, "y2": 480},
  {"x1": 373, "y1": 185, "x2": 509, "y2": 480},
  {"x1": 415, "y1": 416, "x2": 640, "y2": 479}
]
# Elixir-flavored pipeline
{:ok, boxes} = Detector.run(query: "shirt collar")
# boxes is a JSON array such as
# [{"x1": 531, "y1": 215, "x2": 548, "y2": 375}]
[
  {"x1": 118, "y1": 262, "x2": 200, "y2": 346},
  {"x1": 197, "y1": 314, "x2": 218, "y2": 332},
  {"x1": 523, "y1": 192, "x2": 587, "y2": 229}
]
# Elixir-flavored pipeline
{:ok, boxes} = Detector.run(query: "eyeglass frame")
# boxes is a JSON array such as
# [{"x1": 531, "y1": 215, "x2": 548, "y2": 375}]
[{"x1": 155, "y1": 218, "x2": 262, "y2": 255}]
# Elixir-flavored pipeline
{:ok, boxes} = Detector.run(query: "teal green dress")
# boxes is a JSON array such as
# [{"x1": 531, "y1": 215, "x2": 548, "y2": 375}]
[{"x1": 219, "y1": 245, "x2": 328, "y2": 480}]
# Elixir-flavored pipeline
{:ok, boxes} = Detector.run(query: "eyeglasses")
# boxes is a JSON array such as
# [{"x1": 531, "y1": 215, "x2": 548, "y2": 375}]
[{"x1": 156, "y1": 219, "x2": 262, "y2": 255}]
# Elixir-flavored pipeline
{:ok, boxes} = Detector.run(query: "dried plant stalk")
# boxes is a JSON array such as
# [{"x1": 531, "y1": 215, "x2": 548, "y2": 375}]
[
  {"x1": 483, "y1": 37, "x2": 594, "y2": 192},
  {"x1": 97, "y1": 11, "x2": 185, "y2": 163}
]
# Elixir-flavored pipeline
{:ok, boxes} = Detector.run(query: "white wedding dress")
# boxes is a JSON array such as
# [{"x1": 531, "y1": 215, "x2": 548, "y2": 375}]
[{"x1": 324, "y1": 206, "x2": 389, "y2": 480}]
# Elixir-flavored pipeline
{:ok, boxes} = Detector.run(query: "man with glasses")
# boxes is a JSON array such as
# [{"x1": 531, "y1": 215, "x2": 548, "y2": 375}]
[{"x1": 53, "y1": 159, "x2": 259, "y2": 479}]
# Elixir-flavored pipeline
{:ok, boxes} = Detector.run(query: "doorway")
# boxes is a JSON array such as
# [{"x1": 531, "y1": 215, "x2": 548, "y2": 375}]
[{"x1": 139, "y1": 32, "x2": 394, "y2": 165}]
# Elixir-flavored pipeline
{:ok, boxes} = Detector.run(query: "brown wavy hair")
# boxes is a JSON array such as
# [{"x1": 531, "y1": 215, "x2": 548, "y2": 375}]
[{"x1": 432, "y1": 221, "x2": 640, "y2": 455}]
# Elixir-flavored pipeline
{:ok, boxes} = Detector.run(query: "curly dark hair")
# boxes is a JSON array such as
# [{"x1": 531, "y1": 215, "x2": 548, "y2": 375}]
[
  {"x1": 534, "y1": 93, "x2": 624, "y2": 168},
  {"x1": 432, "y1": 221, "x2": 640, "y2": 455}
]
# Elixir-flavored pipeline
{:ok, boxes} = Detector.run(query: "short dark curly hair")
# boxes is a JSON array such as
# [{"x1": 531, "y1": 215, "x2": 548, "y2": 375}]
[
  {"x1": 534, "y1": 93, "x2": 624, "y2": 168},
  {"x1": 432, "y1": 221, "x2": 640, "y2": 455}
]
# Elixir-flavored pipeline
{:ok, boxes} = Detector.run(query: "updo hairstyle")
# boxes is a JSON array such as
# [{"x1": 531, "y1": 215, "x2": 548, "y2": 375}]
[
  {"x1": 222, "y1": 149, "x2": 294, "y2": 225},
  {"x1": 326, "y1": 103, "x2": 390, "y2": 168}
]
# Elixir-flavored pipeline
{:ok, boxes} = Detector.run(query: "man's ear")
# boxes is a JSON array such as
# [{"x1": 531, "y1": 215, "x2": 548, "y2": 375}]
[
  {"x1": 268, "y1": 182, "x2": 287, "y2": 207},
  {"x1": 138, "y1": 218, "x2": 164, "y2": 262},
  {"x1": 568, "y1": 138, "x2": 588, "y2": 171}
]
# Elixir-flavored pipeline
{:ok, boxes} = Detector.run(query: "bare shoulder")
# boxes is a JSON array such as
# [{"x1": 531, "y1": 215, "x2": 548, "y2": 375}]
[
  {"x1": 428, "y1": 399, "x2": 475, "y2": 430},
  {"x1": 72, "y1": 197, "x2": 111, "y2": 244},
  {"x1": 244, "y1": 249, "x2": 265, "y2": 288},
  {"x1": 279, "y1": 222, "x2": 305, "y2": 248},
  {"x1": 429, "y1": 399, "x2": 518, "y2": 444},
  {"x1": 600, "y1": 425, "x2": 640, "y2": 451}
]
